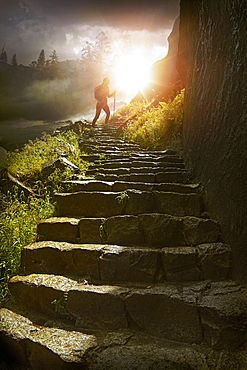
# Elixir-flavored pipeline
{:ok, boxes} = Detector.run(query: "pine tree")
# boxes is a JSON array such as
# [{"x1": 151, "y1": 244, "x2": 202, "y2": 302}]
[
  {"x1": 81, "y1": 41, "x2": 95, "y2": 72},
  {"x1": 94, "y1": 31, "x2": 111, "y2": 77},
  {"x1": 37, "y1": 49, "x2": 45, "y2": 66},
  {"x1": 0, "y1": 49, "x2": 7, "y2": 63},
  {"x1": 45, "y1": 50, "x2": 61, "y2": 79},
  {"x1": 11, "y1": 54, "x2": 18, "y2": 67},
  {"x1": 50, "y1": 50, "x2": 58, "y2": 64}
]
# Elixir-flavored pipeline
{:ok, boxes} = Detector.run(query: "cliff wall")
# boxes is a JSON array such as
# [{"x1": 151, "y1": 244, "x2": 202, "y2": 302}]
[
  {"x1": 178, "y1": 1, "x2": 247, "y2": 284},
  {"x1": 151, "y1": 16, "x2": 181, "y2": 94}
]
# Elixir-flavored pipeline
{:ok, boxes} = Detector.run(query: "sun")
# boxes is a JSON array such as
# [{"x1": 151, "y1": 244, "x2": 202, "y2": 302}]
[{"x1": 114, "y1": 53, "x2": 151, "y2": 97}]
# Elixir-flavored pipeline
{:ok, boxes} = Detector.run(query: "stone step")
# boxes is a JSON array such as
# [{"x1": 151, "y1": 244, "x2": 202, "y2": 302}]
[
  {"x1": 80, "y1": 153, "x2": 183, "y2": 164},
  {"x1": 94, "y1": 171, "x2": 187, "y2": 183},
  {"x1": 37, "y1": 214, "x2": 219, "y2": 247},
  {"x1": 21, "y1": 241, "x2": 231, "y2": 283},
  {"x1": 81, "y1": 138, "x2": 128, "y2": 145},
  {"x1": 62, "y1": 180, "x2": 200, "y2": 193},
  {"x1": 88, "y1": 160, "x2": 185, "y2": 169},
  {"x1": 4, "y1": 308, "x2": 243, "y2": 370},
  {"x1": 7, "y1": 275, "x2": 247, "y2": 349},
  {"x1": 53, "y1": 190, "x2": 202, "y2": 218},
  {"x1": 85, "y1": 166, "x2": 186, "y2": 177},
  {"x1": 80, "y1": 141, "x2": 141, "y2": 150},
  {"x1": 82, "y1": 143, "x2": 142, "y2": 152},
  {"x1": 0, "y1": 308, "x2": 97, "y2": 369}
]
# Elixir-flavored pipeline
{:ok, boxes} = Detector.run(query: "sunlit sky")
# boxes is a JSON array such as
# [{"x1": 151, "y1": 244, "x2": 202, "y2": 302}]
[{"x1": 0, "y1": 0, "x2": 180, "y2": 106}]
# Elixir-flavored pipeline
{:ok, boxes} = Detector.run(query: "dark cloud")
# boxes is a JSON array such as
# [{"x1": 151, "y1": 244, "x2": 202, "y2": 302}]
[{"x1": 37, "y1": 0, "x2": 178, "y2": 28}]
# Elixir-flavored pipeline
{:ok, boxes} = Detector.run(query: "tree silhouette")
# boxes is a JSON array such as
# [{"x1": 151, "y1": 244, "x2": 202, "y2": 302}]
[
  {"x1": 81, "y1": 41, "x2": 96, "y2": 78},
  {"x1": 0, "y1": 45, "x2": 7, "y2": 63},
  {"x1": 48, "y1": 50, "x2": 59, "y2": 65},
  {"x1": 37, "y1": 49, "x2": 45, "y2": 67},
  {"x1": 46, "y1": 50, "x2": 61, "y2": 79},
  {"x1": 11, "y1": 54, "x2": 18, "y2": 67},
  {"x1": 95, "y1": 31, "x2": 111, "y2": 75}
]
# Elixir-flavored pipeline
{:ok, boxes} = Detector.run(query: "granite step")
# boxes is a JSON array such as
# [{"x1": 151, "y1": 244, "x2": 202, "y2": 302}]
[
  {"x1": 3, "y1": 308, "x2": 241, "y2": 370},
  {"x1": 93, "y1": 171, "x2": 187, "y2": 183},
  {"x1": 21, "y1": 241, "x2": 231, "y2": 283},
  {"x1": 37, "y1": 214, "x2": 219, "y2": 247},
  {"x1": 80, "y1": 138, "x2": 129, "y2": 145},
  {"x1": 88, "y1": 160, "x2": 185, "y2": 169},
  {"x1": 85, "y1": 166, "x2": 186, "y2": 177},
  {"x1": 53, "y1": 190, "x2": 202, "y2": 218},
  {"x1": 62, "y1": 180, "x2": 200, "y2": 193},
  {"x1": 7, "y1": 274, "x2": 247, "y2": 349},
  {"x1": 80, "y1": 144, "x2": 140, "y2": 154},
  {"x1": 80, "y1": 142, "x2": 141, "y2": 151},
  {"x1": 93, "y1": 154, "x2": 183, "y2": 163},
  {"x1": 80, "y1": 152, "x2": 183, "y2": 164},
  {"x1": 0, "y1": 308, "x2": 97, "y2": 370}
]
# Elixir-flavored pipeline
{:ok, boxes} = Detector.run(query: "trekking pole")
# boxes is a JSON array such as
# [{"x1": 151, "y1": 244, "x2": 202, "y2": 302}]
[{"x1": 113, "y1": 92, "x2": 116, "y2": 116}]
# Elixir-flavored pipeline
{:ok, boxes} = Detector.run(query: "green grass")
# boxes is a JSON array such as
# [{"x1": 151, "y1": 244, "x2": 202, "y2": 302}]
[
  {"x1": 3, "y1": 131, "x2": 87, "y2": 186},
  {"x1": 0, "y1": 190, "x2": 55, "y2": 304},
  {"x1": 0, "y1": 130, "x2": 89, "y2": 306},
  {"x1": 122, "y1": 89, "x2": 184, "y2": 150}
]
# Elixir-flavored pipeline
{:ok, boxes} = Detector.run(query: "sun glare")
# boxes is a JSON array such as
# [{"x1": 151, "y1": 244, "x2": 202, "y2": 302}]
[{"x1": 114, "y1": 53, "x2": 151, "y2": 97}]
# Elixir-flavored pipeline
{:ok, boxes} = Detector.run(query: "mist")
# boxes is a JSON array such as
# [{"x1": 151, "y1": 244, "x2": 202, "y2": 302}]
[{"x1": 0, "y1": 65, "x2": 95, "y2": 122}]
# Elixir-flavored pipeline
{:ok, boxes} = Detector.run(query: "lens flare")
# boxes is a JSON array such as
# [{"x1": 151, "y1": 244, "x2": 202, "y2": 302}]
[{"x1": 114, "y1": 53, "x2": 151, "y2": 97}]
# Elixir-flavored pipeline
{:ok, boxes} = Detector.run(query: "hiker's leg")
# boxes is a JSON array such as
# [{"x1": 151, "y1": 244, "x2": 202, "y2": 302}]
[
  {"x1": 103, "y1": 104, "x2": 110, "y2": 124},
  {"x1": 92, "y1": 102, "x2": 102, "y2": 127}
]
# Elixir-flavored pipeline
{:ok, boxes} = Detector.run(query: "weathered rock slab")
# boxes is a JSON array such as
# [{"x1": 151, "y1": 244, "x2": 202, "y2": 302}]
[
  {"x1": 79, "y1": 217, "x2": 104, "y2": 243},
  {"x1": 82, "y1": 332, "x2": 210, "y2": 370},
  {"x1": 21, "y1": 242, "x2": 231, "y2": 284},
  {"x1": 99, "y1": 245, "x2": 161, "y2": 283},
  {"x1": 54, "y1": 190, "x2": 202, "y2": 218},
  {"x1": 21, "y1": 241, "x2": 103, "y2": 280},
  {"x1": 7, "y1": 274, "x2": 247, "y2": 348},
  {"x1": 162, "y1": 247, "x2": 201, "y2": 282},
  {"x1": 0, "y1": 308, "x2": 97, "y2": 370},
  {"x1": 104, "y1": 215, "x2": 144, "y2": 246},
  {"x1": 67, "y1": 285, "x2": 129, "y2": 331},
  {"x1": 107, "y1": 213, "x2": 219, "y2": 247},
  {"x1": 8, "y1": 274, "x2": 77, "y2": 317},
  {"x1": 198, "y1": 281, "x2": 247, "y2": 349},
  {"x1": 125, "y1": 283, "x2": 204, "y2": 344},
  {"x1": 197, "y1": 243, "x2": 231, "y2": 280},
  {"x1": 37, "y1": 217, "x2": 79, "y2": 243},
  {"x1": 54, "y1": 191, "x2": 124, "y2": 218},
  {"x1": 63, "y1": 179, "x2": 200, "y2": 194},
  {"x1": 38, "y1": 213, "x2": 219, "y2": 248},
  {"x1": 41, "y1": 158, "x2": 79, "y2": 177}
]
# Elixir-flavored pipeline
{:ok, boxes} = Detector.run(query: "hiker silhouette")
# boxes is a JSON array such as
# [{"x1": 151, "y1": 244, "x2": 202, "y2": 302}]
[{"x1": 92, "y1": 77, "x2": 116, "y2": 128}]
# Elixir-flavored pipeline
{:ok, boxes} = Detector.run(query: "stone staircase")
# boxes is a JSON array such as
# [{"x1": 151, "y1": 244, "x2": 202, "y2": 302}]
[{"x1": 1, "y1": 125, "x2": 247, "y2": 369}]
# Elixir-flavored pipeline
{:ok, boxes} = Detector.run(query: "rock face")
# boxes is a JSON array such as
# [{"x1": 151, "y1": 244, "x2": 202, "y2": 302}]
[
  {"x1": 150, "y1": 16, "x2": 182, "y2": 97},
  {"x1": 178, "y1": 1, "x2": 247, "y2": 284}
]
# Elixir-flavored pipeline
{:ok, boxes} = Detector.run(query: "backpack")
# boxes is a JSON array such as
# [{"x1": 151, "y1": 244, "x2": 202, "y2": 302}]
[{"x1": 94, "y1": 84, "x2": 104, "y2": 101}]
